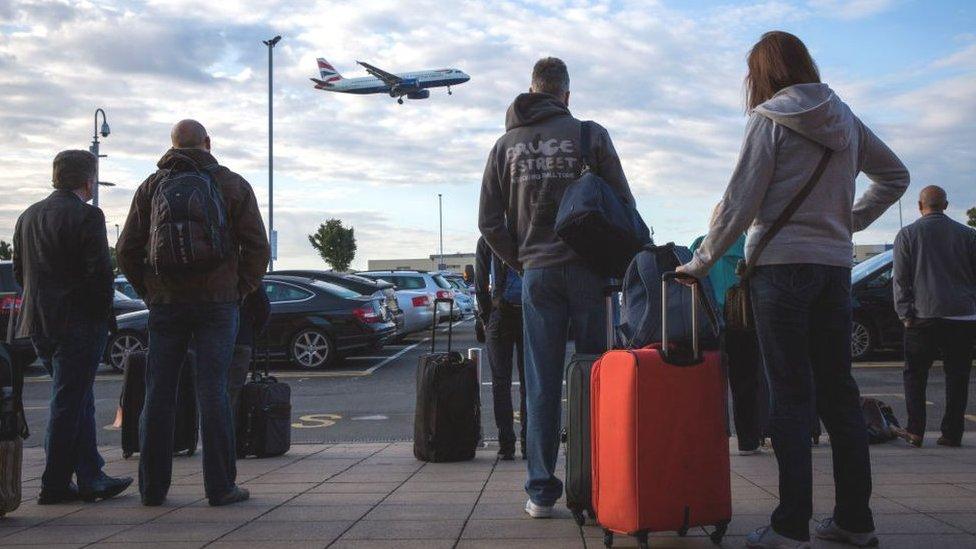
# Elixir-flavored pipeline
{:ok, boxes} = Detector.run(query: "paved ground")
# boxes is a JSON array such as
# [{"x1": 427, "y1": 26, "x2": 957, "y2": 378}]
[
  {"x1": 2, "y1": 435, "x2": 975, "y2": 547},
  {"x1": 19, "y1": 319, "x2": 976, "y2": 447}
]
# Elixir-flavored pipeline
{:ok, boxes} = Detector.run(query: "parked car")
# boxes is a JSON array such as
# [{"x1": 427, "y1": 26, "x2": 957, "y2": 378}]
[
  {"x1": 114, "y1": 275, "x2": 140, "y2": 299},
  {"x1": 113, "y1": 290, "x2": 146, "y2": 316},
  {"x1": 359, "y1": 270, "x2": 460, "y2": 322},
  {"x1": 441, "y1": 274, "x2": 475, "y2": 316},
  {"x1": 105, "y1": 274, "x2": 396, "y2": 371},
  {"x1": 851, "y1": 250, "x2": 901, "y2": 360},
  {"x1": 0, "y1": 261, "x2": 36, "y2": 369}
]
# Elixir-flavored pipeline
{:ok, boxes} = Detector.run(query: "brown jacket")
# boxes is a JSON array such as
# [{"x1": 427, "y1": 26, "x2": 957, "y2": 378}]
[{"x1": 117, "y1": 148, "x2": 270, "y2": 304}]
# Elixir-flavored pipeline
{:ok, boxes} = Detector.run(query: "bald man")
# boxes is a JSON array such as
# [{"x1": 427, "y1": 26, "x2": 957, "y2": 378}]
[
  {"x1": 893, "y1": 185, "x2": 976, "y2": 448},
  {"x1": 117, "y1": 120, "x2": 270, "y2": 506}
]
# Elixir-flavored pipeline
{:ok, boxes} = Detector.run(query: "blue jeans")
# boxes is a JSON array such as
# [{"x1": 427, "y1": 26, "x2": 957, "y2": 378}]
[
  {"x1": 140, "y1": 302, "x2": 239, "y2": 500},
  {"x1": 522, "y1": 263, "x2": 606, "y2": 506},
  {"x1": 32, "y1": 319, "x2": 108, "y2": 490},
  {"x1": 750, "y1": 264, "x2": 874, "y2": 541}
]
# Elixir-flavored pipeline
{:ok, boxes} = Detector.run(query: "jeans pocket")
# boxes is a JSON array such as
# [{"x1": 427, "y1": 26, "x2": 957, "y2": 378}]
[{"x1": 767, "y1": 264, "x2": 818, "y2": 294}]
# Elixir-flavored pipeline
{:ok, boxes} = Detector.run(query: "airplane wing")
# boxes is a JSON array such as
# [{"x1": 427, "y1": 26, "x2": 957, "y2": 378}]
[{"x1": 357, "y1": 61, "x2": 402, "y2": 86}]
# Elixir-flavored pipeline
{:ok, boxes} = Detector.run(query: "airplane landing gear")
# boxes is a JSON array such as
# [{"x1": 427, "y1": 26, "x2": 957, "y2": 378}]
[
  {"x1": 448, "y1": 86, "x2": 453, "y2": 95},
  {"x1": 397, "y1": 97, "x2": 404, "y2": 105}
]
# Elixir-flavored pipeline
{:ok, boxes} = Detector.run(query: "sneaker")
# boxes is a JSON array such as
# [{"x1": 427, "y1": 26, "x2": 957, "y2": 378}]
[
  {"x1": 79, "y1": 475, "x2": 133, "y2": 503},
  {"x1": 739, "y1": 445, "x2": 763, "y2": 456},
  {"x1": 498, "y1": 442, "x2": 516, "y2": 461},
  {"x1": 524, "y1": 499, "x2": 553, "y2": 519},
  {"x1": 937, "y1": 436, "x2": 962, "y2": 448},
  {"x1": 903, "y1": 433, "x2": 923, "y2": 448},
  {"x1": 815, "y1": 518, "x2": 879, "y2": 547},
  {"x1": 745, "y1": 526, "x2": 810, "y2": 548}
]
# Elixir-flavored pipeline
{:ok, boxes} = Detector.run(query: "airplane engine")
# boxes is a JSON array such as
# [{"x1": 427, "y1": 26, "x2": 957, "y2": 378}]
[{"x1": 407, "y1": 90, "x2": 430, "y2": 100}]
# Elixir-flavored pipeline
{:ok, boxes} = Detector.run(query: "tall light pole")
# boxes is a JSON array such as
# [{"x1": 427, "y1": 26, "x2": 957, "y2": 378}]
[
  {"x1": 90, "y1": 108, "x2": 110, "y2": 207},
  {"x1": 263, "y1": 35, "x2": 281, "y2": 271},
  {"x1": 438, "y1": 193, "x2": 444, "y2": 270}
]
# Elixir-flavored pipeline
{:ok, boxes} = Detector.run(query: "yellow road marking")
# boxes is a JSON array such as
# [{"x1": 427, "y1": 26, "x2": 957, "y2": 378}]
[
  {"x1": 291, "y1": 413, "x2": 341, "y2": 429},
  {"x1": 965, "y1": 415, "x2": 976, "y2": 424}
]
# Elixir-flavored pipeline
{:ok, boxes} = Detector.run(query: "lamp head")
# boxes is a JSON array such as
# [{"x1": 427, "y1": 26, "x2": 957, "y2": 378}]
[
  {"x1": 263, "y1": 35, "x2": 282, "y2": 46},
  {"x1": 100, "y1": 121, "x2": 110, "y2": 138}
]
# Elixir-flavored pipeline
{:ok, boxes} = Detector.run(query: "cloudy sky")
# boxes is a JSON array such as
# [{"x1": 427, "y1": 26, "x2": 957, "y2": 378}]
[{"x1": 1, "y1": 0, "x2": 973, "y2": 270}]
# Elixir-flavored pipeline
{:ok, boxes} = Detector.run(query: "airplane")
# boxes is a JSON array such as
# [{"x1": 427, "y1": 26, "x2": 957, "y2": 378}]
[{"x1": 310, "y1": 58, "x2": 470, "y2": 104}]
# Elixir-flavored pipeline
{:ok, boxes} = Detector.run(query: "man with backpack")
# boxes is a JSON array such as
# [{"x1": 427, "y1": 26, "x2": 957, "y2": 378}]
[
  {"x1": 117, "y1": 120, "x2": 270, "y2": 507},
  {"x1": 478, "y1": 58, "x2": 634, "y2": 518}
]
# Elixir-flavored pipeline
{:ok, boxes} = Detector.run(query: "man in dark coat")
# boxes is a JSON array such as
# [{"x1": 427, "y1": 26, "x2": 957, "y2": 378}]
[{"x1": 13, "y1": 150, "x2": 132, "y2": 504}]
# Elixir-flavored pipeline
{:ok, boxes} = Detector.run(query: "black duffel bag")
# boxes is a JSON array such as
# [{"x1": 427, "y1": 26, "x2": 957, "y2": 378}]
[{"x1": 555, "y1": 121, "x2": 651, "y2": 278}]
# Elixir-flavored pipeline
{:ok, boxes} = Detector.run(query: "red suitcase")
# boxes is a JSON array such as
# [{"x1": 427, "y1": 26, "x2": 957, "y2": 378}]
[{"x1": 591, "y1": 272, "x2": 730, "y2": 548}]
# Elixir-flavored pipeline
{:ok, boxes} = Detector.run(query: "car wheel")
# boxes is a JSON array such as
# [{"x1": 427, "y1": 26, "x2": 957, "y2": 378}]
[
  {"x1": 290, "y1": 329, "x2": 335, "y2": 369},
  {"x1": 851, "y1": 319, "x2": 873, "y2": 361},
  {"x1": 107, "y1": 332, "x2": 147, "y2": 373}
]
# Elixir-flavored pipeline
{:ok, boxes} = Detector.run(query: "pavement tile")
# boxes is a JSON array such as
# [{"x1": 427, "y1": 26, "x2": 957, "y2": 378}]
[
  {"x1": 331, "y1": 540, "x2": 455, "y2": 549},
  {"x1": 462, "y1": 518, "x2": 582, "y2": 539},
  {"x1": 328, "y1": 472, "x2": 415, "y2": 483},
  {"x1": 1, "y1": 524, "x2": 130, "y2": 545},
  {"x1": 89, "y1": 543, "x2": 205, "y2": 549},
  {"x1": 47, "y1": 505, "x2": 171, "y2": 525},
  {"x1": 208, "y1": 543, "x2": 322, "y2": 549},
  {"x1": 889, "y1": 496, "x2": 976, "y2": 513},
  {"x1": 873, "y1": 483, "x2": 976, "y2": 498},
  {"x1": 364, "y1": 502, "x2": 474, "y2": 521},
  {"x1": 220, "y1": 520, "x2": 351, "y2": 542},
  {"x1": 257, "y1": 504, "x2": 372, "y2": 522},
  {"x1": 104, "y1": 522, "x2": 241, "y2": 542},
  {"x1": 383, "y1": 490, "x2": 481, "y2": 505},
  {"x1": 150, "y1": 504, "x2": 276, "y2": 523},
  {"x1": 471, "y1": 502, "x2": 576, "y2": 520},
  {"x1": 238, "y1": 481, "x2": 319, "y2": 494},
  {"x1": 396, "y1": 480, "x2": 486, "y2": 492},
  {"x1": 875, "y1": 534, "x2": 976, "y2": 548},
  {"x1": 341, "y1": 519, "x2": 464, "y2": 540},
  {"x1": 872, "y1": 512, "x2": 966, "y2": 534},
  {"x1": 938, "y1": 513, "x2": 976, "y2": 534},
  {"x1": 457, "y1": 539, "x2": 585, "y2": 548},
  {"x1": 286, "y1": 492, "x2": 389, "y2": 506},
  {"x1": 310, "y1": 481, "x2": 400, "y2": 493}
]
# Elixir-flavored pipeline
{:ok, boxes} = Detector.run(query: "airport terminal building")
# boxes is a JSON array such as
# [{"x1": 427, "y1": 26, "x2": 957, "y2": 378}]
[{"x1": 367, "y1": 252, "x2": 475, "y2": 274}]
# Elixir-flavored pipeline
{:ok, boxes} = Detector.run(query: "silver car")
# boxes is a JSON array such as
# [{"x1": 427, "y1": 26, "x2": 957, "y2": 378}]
[
  {"x1": 359, "y1": 270, "x2": 460, "y2": 325},
  {"x1": 442, "y1": 274, "x2": 475, "y2": 316}
]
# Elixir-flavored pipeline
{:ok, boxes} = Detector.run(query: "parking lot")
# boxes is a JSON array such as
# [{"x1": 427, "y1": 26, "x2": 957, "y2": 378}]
[{"x1": 19, "y1": 318, "x2": 976, "y2": 450}]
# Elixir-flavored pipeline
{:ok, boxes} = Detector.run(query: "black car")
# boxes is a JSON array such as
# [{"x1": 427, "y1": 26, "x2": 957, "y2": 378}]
[
  {"x1": 106, "y1": 274, "x2": 396, "y2": 371},
  {"x1": 271, "y1": 269, "x2": 404, "y2": 337},
  {"x1": 851, "y1": 250, "x2": 901, "y2": 360},
  {"x1": 0, "y1": 261, "x2": 36, "y2": 369}
]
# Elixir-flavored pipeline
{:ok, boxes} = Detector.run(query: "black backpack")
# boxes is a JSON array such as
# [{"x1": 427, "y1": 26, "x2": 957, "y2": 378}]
[
  {"x1": 860, "y1": 397, "x2": 904, "y2": 444},
  {"x1": 149, "y1": 166, "x2": 230, "y2": 274}
]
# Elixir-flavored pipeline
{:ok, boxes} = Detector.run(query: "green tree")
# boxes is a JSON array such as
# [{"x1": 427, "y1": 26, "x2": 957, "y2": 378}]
[
  {"x1": 308, "y1": 219, "x2": 357, "y2": 272},
  {"x1": 0, "y1": 240, "x2": 11, "y2": 260},
  {"x1": 109, "y1": 246, "x2": 120, "y2": 274},
  {"x1": 968, "y1": 207, "x2": 976, "y2": 229}
]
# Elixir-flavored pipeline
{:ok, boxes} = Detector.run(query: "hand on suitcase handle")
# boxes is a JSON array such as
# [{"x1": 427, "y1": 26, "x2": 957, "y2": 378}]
[{"x1": 667, "y1": 268, "x2": 698, "y2": 287}]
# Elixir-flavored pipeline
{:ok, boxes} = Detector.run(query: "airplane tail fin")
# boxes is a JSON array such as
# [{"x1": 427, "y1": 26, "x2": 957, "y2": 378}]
[{"x1": 314, "y1": 58, "x2": 343, "y2": 88}]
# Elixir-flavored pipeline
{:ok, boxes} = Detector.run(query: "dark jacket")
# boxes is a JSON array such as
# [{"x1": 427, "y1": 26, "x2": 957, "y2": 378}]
[
  {"x1": 478, "y1": 93, "x2": 634, "y2": 272},
  {"x1": 474, "y1": 236, "x2": 522, "y2": 319},
  {"x1": 893, "y1": 212, "x2": 976, "y2": 320},
  {"x1": 236, "y1": 283, "x2": 270, "y2": 347},
  {"x1": 12, "y1": 190, "x2": 114, "y2": 338},
  {"x1": 116, "y1": 148, "x2": 270, "y2": 304}
]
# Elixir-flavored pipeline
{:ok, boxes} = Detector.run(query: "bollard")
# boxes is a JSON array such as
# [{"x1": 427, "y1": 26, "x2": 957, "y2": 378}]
[{"x1": 468, "y1": 348, "x2": 487, "y2": 447}]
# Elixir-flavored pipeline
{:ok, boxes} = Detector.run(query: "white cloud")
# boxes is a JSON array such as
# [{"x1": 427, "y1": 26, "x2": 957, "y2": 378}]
[
  {"x1": 806, "y1": 0, "x2": 898, "y2": 20},
  {"x1": 0, "y1": 0, "x2": 972, "y2": 271}
]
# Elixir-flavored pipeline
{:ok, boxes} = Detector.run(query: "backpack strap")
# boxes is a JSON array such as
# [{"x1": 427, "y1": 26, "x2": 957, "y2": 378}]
[
  {"x1": 738, "y1": 148, "x2": 833, "y2": 280},
  {"x1": 579, "y1": 120, "x2": 595, "y2": 174}
]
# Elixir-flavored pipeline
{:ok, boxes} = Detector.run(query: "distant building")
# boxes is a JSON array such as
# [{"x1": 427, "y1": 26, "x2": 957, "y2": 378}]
[
  {"x1": 853, "y1": 243, "x2": 893, "y2": 263},
  {"x1": 366, "y1": 252, "x2": 476, "y2": 274}
]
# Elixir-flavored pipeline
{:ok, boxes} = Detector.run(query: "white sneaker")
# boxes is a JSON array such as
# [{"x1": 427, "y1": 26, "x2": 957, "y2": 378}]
[
  {"x1": 524, "y1": 499, "x2": 553, "y2": 519},
  {"x1": 815, "y1": 518, "x2": 879, "y2": 547},
  {"x1": 739, "y1": 447, "x2": 763, "y2": 456}
]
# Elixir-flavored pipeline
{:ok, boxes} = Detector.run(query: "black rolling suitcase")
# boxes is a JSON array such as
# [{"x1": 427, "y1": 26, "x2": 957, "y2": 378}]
[
  {"x1": 564, "y1": 284, "x2": 618, "y2": 526},
  {"x1": 120, "y1": 350, "x2": 199, "y2": 458},
  {"x1": 414, "y1": 298, "x2": 480, "y2": 462},
  {"x1": 237, "y1": 350, "x2": 291, "y2": 458}
]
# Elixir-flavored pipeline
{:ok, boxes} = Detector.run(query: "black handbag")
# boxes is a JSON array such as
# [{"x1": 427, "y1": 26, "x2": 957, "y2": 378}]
[{"x1": 725, "y1": 148, "x2": 833, "y2": 331}]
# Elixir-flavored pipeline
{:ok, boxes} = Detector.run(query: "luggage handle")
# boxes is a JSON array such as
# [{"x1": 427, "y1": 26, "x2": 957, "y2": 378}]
[
  {"x1": 429, "y1": 297, "x2": 455, "y2": 354},
  {"x1": 660, "y1": 271, "x2": 701, "y2": 364},
  {"x1": 604, "y1": 280, "x2": 621, "y2": 351}
]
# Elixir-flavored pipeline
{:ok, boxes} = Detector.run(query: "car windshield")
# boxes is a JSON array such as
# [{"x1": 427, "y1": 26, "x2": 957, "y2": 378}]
[
  {"x1": 115, "y1": 290, "x2": 131, "y2": 300},
  {"x1": 432, "y1": 274, "x2": 452, "y2": 290},
  {"x1": 852, "y1": 250, "x2": 893, "y2": 284},
  {"x1": 310, "y1": 279, "x2": 360, "y2": 298}
]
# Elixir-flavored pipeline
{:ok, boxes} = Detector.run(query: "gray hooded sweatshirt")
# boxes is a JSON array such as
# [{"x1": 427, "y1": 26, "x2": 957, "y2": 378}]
[
  {"x1": 478, "y1": 93, "x2": 634, "y2": 272},
  {"x1": 684, "y1": 83, "x2": 910, "y2": 279}
]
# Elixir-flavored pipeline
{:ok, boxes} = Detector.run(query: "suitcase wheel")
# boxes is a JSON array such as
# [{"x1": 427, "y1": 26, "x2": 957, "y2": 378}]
[
  {"x1": 571, "y1": 509, "x2": 585, "y2": 526},
  {"x1": 677, "y1": 525, "x2": 689, "y2": 537},
  {"x1": 122, "y1": 451, "x2": 133, "y2": 459},
  {"x1": 636, "y1": 531, "x2": 649, "y2": 549},
  {"x1": 710, "y1": 521, "x2": 729, "y2": 545},
  {"x1": 813, "y1": 435, "x2": 821, "y2": 445},
  {"x1": 602, "y1": 529, "x2": 613, "y2": 548}
]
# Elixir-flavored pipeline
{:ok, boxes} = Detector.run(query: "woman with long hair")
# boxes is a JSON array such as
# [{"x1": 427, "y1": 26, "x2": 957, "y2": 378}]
[{"x1": 678, "y1": 31, "x2": 909, "y2": 548}]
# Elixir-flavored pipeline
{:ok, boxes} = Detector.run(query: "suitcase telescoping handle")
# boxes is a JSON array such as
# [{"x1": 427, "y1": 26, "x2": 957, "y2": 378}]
[
  {"x1": 430, "y1": 297, "x2": 455, "y2": 354},
  {"x1": 604, "y1": 280, "x2": 621, "y2": 351},
  {"x1": 660, "y1": 271, "x2": 700, "y2": 363}
]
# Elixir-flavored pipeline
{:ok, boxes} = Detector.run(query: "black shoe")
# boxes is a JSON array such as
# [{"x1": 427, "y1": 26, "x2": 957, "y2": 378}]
[
  {"x1": 79, "y1": 476, "x2": 133, "y2": 503},
  {"x1": 37, "y1": 483, "x2": 80, "y2": 505},
  {"x1": 498, "y1": 442, "x2": 516, "y2": 461},
  {"x1": 142, "y1": 494, "x2": 166, "y2": 507},
  {"x1": 208, "y1": 486, "x2": 250, "y2": 507},
  {"x1": 937, "y1": 436, "x2": 962, "y2": 448},
  {"x1": 520, "y1": 439, "x2": 527, "y2": 460}
]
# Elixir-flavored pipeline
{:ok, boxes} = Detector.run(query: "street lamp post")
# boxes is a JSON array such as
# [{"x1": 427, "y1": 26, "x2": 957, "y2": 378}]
[
  {"x1": 90, "y1": 108, "x2": 110, "y2": 208},
  {"x1": 438, "y1": 193, "x2": 444, "y2": 270},
  {"x1": 263, "y1": 35, "x2": 281, "y2": 271}
]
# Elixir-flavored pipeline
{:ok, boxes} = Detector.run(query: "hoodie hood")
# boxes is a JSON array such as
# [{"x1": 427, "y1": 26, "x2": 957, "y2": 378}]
[
  {"x1": 157, "y1": 148, "x2": 219, "y2": 171},
  {"x1": 505, "y1": 93, "x2": 571, "y2": 131},
  {"x1": 754, "y1": 83, "x2": 855, "y2": 151}
]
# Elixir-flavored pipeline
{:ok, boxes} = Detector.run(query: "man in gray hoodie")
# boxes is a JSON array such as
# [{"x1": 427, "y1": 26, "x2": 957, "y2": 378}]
[{"x1": 478, "y1": 57, "x2": 633, "y2": 518}]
